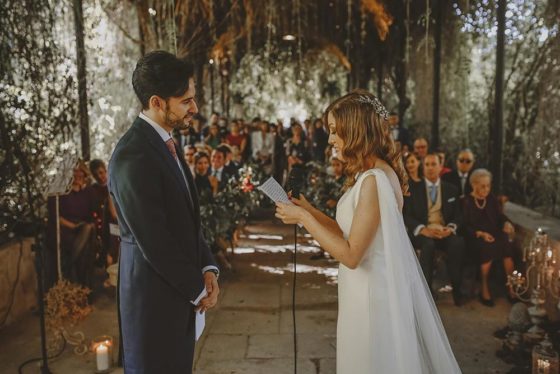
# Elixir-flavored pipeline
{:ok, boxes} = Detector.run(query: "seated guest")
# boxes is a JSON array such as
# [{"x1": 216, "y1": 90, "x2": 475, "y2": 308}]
[
  {"x1": 177, "y1": 113, "x2": 204, "y2": 149},
  {"x1": 205, "y1": 123, "x2": 222, "y2": 149},
  {"x1": 388, "y1": 112, "x2": 412, "y2": 152},
  {"x1": 285, "y1": 122, "x2": 310, "y2": 171},
  {"x1": 312, "y1": 118, "x2": 329, "y2": 163},
  {"x1": 403, "y1": 153, "x2": 466, "y2": 306},
  {"x1": 183, "y1": 144, "x2": 196, "y2": 175},
  {"x1": 442, "y1": 149, "x2": 475, "y2": 198},
  {"x1": 413, "y1": 137, "x2": 429, "y2": 160},
  {"x1": 47, "y1": 160, "x2": 96, "y2": 288},
  {"x1": 251, "y1": 120, "x2": 275, "y2": 166},
  {"x1": 463, "y1": 168, "x2": 516, "y2": 307},
  {"x1": 436, "y1": 150, "x2": 452, "y2": 176},
  {"x1": 226, "y1": 121, "x2": 247, "y2": 156},
  {"x1": 209, "y1": 147, "x2": 233, "y2": 191},
  {"x1": 217, "y1": 144, "x2": 240, "y2": 177},
  {"x1": 404, "y1": 152, "x2": 422, "y2": 184},
  {"x1": 194, "y1": 151, "x2": 218, "y2": 196}
]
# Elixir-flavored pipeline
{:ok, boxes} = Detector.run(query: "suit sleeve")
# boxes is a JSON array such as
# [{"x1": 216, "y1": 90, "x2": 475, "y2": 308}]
[
  {"x1": 198, "y1": 226, "x2": 218, "y2": 270},
  {"x1": 462, "y1": 199, "x2": 477, "y2": 238},
  {"x1": 111, "y1": 152, "x2": 203, "y2": 301},
  {"x1": 447, "y1": 186, "x2": 463, "y2": 230},
  {"x1": 403, "y1": 194, "x2": 423, "y2": 234}
]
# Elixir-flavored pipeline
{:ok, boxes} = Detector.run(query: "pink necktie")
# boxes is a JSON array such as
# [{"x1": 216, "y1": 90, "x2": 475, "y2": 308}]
[{"x1": 165, "y1": 138, "x2": 178, "y2": 160}]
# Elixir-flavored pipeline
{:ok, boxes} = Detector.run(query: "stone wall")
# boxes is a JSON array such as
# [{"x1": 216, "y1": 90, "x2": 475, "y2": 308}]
[{"x1": 0, "y1": 238, "x2": 37, "y2": 328}]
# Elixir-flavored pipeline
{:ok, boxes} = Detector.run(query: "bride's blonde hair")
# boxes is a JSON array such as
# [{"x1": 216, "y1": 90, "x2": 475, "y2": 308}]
[{"x1": 325, "y1": 90, "x2": 408, "y2": 194}]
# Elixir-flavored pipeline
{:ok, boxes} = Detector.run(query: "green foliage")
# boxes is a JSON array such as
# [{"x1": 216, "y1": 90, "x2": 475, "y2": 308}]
[{"x1": 0, "y1": 0, "x2": 79, "y2": 243}]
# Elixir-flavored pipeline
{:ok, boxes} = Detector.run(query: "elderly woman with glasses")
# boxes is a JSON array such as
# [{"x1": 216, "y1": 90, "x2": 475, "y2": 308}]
[{"x1": 463, "y1": 168, "x2": 516, "y2": 306}]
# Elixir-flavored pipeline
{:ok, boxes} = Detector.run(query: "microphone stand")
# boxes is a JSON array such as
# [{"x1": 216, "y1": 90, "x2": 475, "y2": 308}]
[{"x1": 33, "y1": 232, "x2": 53, "y2": 374}]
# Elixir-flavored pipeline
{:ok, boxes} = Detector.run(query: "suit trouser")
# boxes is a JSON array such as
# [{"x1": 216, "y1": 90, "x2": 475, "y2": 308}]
[{"x1": 413, "y1": 235, "x2": 466, "y2": 293}]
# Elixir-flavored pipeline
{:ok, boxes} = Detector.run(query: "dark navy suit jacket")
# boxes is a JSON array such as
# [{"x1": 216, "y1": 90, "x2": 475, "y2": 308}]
[{"x1": 109, "y1": 116, "x2": 217, "y2": 374}]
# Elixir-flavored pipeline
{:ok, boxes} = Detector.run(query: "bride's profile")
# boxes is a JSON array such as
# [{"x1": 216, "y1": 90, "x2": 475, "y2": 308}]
[{"x1": 275, "y1": 90, "x2": 461, "y2": 373}]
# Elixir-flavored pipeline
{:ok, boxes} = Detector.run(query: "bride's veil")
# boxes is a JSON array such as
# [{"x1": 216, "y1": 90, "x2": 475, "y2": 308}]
[{"x1": 369, "y1": 168, "x2": 461, "y2": 373}]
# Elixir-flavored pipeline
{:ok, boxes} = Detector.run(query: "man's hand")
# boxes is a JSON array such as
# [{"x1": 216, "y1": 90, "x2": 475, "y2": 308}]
[
  {"x1": 420, "y1": 227, "x2": 438, "y2": 238},
  {"x1": 439, "y1": 227, "x2": 453, "y2": 239},
  {"x1": 197, "y1": 272, "x2": 219, "y2": 313}
]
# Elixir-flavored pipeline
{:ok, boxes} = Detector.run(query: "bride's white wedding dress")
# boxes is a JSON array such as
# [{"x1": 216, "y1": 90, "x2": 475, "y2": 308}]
[{"x1": 336, "y1": 168, "x2": 461, "y2": 373}]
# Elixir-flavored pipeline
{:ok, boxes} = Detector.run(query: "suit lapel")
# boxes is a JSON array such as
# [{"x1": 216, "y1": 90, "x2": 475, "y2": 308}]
[
  {"x1": 174, "y1": 142, "x2": 201, "y2": 221},
  {"x1": 134, "y1": 118, "x2": 196, "y2": 216}
]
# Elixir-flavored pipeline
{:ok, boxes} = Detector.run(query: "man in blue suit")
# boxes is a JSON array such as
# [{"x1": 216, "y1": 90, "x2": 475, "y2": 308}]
[{"x1": 109, "y1": 51, "x2": 220, "y2": 374}]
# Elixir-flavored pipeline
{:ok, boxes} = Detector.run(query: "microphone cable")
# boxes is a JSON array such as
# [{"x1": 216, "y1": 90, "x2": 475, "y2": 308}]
[{"x1": 292, "y1": 224, "x2": 298, "y2": 374}]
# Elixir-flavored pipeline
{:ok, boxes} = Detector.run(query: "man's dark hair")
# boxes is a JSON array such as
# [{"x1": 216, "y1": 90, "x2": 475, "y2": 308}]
[
  {"x1": 132, "y1": 50, "x2": 195, "y2": 109},
  {"x1": 424, "y1": 152, "x2": 441, "y2": 164},
  {"x1": 215, "y1": 145, "x2": 229, "y2": 158},
  {"x1": 89, "y1": 159, "x2": 106, "y2": 174},
  {"x1": 194, "y1": 151, "x2": 209, "y2": 164}
]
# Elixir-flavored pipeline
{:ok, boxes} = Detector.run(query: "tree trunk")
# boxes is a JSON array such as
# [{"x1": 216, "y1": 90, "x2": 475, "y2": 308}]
[
  {"x1": 432, "y1": 0, "x2": 444, "y2": 150},
  {"x1": 492, "y1": 0, "x2": 506, "y2": 193}
]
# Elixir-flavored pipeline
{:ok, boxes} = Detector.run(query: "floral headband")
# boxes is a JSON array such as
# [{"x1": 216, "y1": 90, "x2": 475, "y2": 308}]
[{"x1": 356, "y1": 94, "x2": 389, "y2": 120}]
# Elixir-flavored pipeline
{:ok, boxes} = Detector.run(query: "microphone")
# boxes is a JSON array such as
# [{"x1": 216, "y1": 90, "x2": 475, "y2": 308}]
[{"x1": 287, "y1": 164, "x2": 306, "y2": 199}]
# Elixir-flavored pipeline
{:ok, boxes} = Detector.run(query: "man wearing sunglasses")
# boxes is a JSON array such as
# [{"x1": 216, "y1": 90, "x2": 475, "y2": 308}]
[{"x1": 443, "y1": 149, "x2": 475, "y2": 198}]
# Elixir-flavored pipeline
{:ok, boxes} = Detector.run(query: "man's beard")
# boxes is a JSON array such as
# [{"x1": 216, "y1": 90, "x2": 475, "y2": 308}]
[{"x1": 164, "y1": 107, "x2": 191, "y2": 130}]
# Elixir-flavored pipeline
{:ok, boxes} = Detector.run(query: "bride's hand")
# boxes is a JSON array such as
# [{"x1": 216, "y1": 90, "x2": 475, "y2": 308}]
[
  {"x1": 276, "y1": 202, "x2": 307, "y2": 225},
  {"x1": 290, "y1": 194, "x2": 313, "y2": 212}
]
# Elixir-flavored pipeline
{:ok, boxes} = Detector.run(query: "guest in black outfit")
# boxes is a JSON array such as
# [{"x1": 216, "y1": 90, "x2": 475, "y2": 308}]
[
  {"x1": 463, "y1": 168, "x2": 516, "y2": 307},
  {"x1": 403, "y1": 153, "x2": 466, "y2": 306},
  {"x1": 442, "y1": 149, "x2": 475, "y2": 198},
  {"x1": 312, "y1": 118, "x2": 329, "y2": 163},
  {"x1": 404, "y1": 152, "x2": 422, "y2": 185},
  {"x1": 285, "y1": 123, "x2": 310, "y2": 171}
]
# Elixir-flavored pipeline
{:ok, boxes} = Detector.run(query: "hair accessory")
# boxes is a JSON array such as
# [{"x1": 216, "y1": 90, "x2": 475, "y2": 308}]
[{"x1": 356, "y1": 94, "x2": 389, "y2": 120}]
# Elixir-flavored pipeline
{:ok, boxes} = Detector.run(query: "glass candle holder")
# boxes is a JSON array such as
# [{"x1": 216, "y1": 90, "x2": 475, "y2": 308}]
[
  {"x1": 532, "y1": 335, "x2": 559, "y2": 374},
  {"x1": 91, "y1": 335, "x2": 114, "y2": 373}
]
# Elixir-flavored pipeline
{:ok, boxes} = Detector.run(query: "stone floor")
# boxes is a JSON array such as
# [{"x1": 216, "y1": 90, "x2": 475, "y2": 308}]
[{"x1": 0, "y1": 219, "x2": 514, "y2": 374}]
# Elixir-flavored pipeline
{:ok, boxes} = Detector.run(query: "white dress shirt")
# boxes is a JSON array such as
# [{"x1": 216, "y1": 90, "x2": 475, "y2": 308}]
[{"x1": 458, "y1": 171, "x2": 469, "y2": 195}]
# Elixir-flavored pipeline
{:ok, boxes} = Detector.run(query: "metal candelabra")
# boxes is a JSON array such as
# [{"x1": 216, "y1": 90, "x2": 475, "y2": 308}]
[{"x1": 507, "y1": 228, "x2": 558, "y2": 341}]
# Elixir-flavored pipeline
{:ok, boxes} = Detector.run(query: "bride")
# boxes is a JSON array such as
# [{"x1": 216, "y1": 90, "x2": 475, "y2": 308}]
[{"x1": 275, "y1": 90, "x2": 461, "y2": 373}]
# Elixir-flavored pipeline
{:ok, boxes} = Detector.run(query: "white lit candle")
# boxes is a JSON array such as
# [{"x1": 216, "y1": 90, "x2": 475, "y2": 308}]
[
  {"x1": 537, "y1": 358, "x2": 550, "y2": 374},
  {"x1": 96, "y1": 343, "x2": 110, "y2": 371}
]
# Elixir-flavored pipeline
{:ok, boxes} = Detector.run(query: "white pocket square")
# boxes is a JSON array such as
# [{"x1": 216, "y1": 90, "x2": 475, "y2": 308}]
[{"x1": 447, "y1": 197, "x2": 456, "y2": 202}]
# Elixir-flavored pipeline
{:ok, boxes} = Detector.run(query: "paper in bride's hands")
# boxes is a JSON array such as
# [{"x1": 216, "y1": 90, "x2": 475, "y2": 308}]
[
  {"x1": 258, "y1": 177, "x2": 293, "y2": 205},
  {"x1": 190, "y1": 288, "x2": 208, "y2": 341},
  {"x1": 258, "y1": 177, "x2": 303, "y2": 227}
]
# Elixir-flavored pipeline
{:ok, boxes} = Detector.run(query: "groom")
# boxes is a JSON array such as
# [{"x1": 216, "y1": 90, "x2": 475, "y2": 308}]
[{"x1": 109, "y1": 51, "x2": 219, "y2": 373}]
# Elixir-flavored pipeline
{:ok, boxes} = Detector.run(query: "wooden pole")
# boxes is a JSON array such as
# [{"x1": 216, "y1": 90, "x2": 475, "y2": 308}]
[{"x1": 73, "y1": 0, "x2": 90, "y2": 161}]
